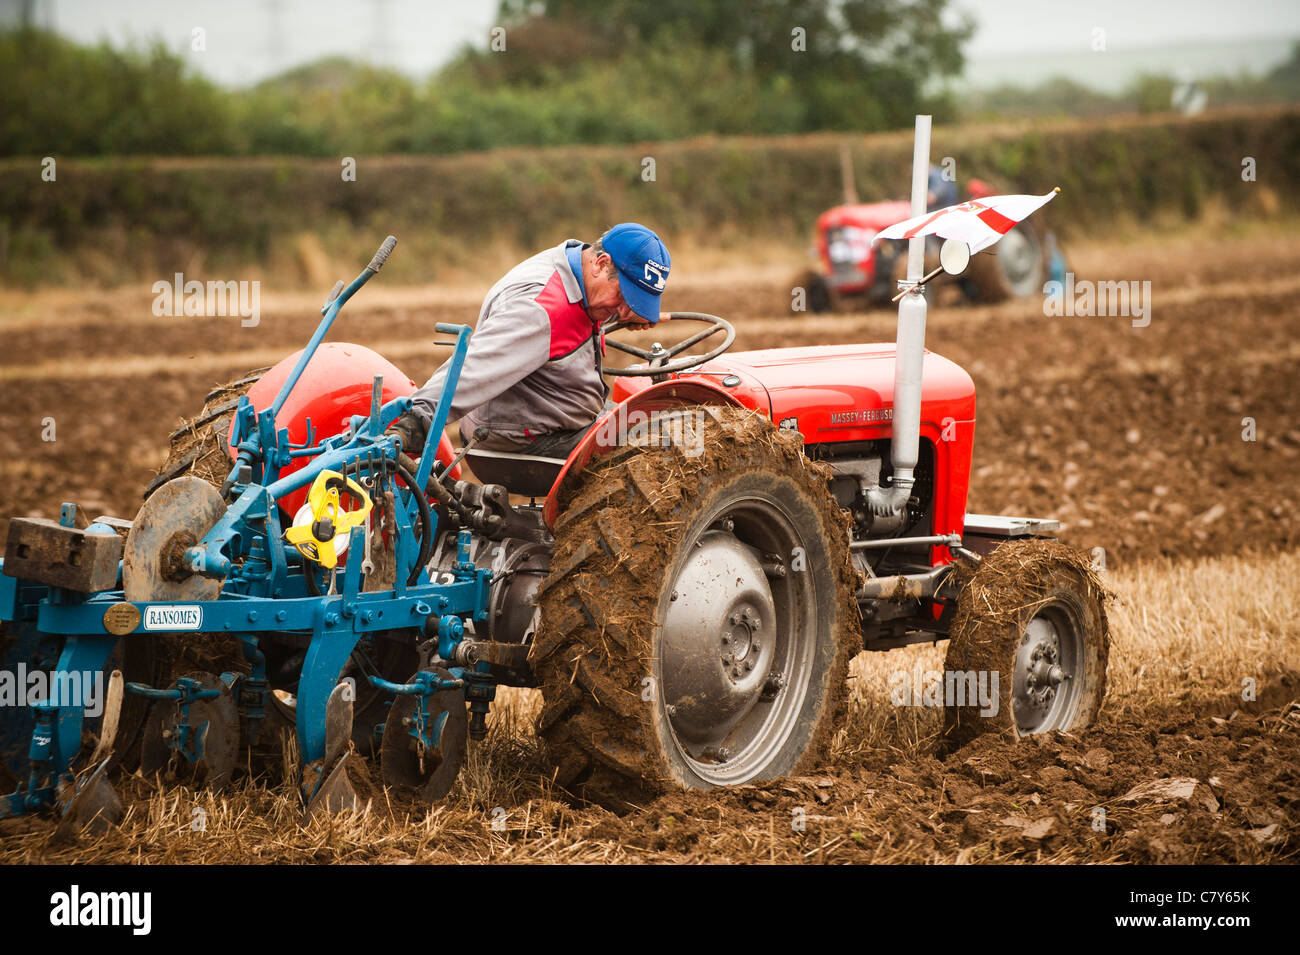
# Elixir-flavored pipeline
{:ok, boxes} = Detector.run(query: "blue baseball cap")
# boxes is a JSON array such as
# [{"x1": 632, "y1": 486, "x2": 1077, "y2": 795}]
[{"x1": 600, "y1": 222, "x2": 670, "y2": 323}]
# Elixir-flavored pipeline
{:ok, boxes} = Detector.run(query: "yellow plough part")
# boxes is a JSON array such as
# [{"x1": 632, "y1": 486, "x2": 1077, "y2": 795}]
[{"x1": 285, "y1": 470, "x2": 372, "y2": 569}]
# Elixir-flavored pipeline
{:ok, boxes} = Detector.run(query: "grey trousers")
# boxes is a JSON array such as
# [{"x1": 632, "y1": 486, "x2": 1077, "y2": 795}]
[
  {"x1": 460, "y1": 418, "x2": 598, "y2": 460},
  {"x1": 460, "y1": 399, "x2": 614, "y2": 461},
  {"x1": 514, "y1": 422, "x2": 597, "y2": 459}
]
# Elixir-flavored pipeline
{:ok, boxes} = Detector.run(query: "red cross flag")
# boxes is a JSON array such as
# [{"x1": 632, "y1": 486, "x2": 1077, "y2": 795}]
[{"x1": 877, "y1": 188, "x2": 1060, "y2": 254}]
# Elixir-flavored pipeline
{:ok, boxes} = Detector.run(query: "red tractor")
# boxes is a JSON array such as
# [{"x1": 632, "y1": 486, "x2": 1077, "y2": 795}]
[
  {"x1": 800, "y1": 167, "x2": 1060, "y2": 312},
  {"x1": 104, "y1": 226, "x2": 1106, "y2": 811},
  {"x1": 522, "y1": 301, "x2": 1108, "y2": 799},
  {"x1": 1, "y1": 127, "x2": 1106, "y2": 818},
  {"x1": 137, "y1": 306, "x2": 1107, "y2": 807}
]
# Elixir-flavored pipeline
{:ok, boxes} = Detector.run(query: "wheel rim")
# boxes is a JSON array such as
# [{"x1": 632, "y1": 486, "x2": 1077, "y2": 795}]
[
  {"x1": 1012, "y1": 604, "x2": 1084, "y2": 734},
  {"x1": 997, "y1": 228, "x2": 1042, "y2": 297},
  {"x1": 658, "y1": 492, "x2": 818, "y2": 786}
]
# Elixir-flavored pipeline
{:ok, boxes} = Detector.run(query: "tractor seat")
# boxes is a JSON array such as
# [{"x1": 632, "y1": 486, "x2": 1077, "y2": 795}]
[{"x1": 462, "y1": 448, "x2": 566, "y2": 499}]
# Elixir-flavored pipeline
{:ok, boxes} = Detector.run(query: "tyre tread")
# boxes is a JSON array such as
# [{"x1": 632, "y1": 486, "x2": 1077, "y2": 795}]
[{"x1": 532, "y1": 406, "x2": 861, "y2": 805}]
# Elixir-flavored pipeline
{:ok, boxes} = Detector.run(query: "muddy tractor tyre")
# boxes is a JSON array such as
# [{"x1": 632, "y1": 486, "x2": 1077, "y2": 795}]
[
  {"x1": 808, "y1": 276, "x2": 833, "y2": 314},
  {"x1": 144, "y1": 367, "x2": 271, "y2": 499},
  {"x1": 532, "y1": 406, "x2": 860, "y2": 807},
  {"x1": 962, "y1": 220, "x2": 1048, "y2": 304},
  {"x1": 943, "y1": 539, "x2": 1109, "y2": 750},
  {"x1": 791, "y1": 269, "x2": 834, "y2": 314}
]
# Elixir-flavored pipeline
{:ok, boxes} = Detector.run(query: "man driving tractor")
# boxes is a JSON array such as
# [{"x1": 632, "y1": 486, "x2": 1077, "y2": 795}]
[{"x1": 387, "y1": 222, "x2": 671, "y2": 461}]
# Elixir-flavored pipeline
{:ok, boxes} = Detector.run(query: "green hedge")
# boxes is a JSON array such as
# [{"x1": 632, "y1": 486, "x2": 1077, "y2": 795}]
[{"x1": 1, "y1": 108, "x2": 1295, "y2": 286}]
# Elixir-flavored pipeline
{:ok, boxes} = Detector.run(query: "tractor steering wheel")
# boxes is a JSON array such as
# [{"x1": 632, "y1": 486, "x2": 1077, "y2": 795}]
[{"x1": 601, "y1": 312, "x2": 735, "y2": 378}]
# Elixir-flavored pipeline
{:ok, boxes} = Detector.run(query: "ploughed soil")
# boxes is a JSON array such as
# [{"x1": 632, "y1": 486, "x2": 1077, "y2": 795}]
[
  {"x1": 0, "y1": 227, "x2": 1297, "y2": 863},
  {"x1": 1, "y1": 677, "x2": 1295, "y2": 864},
  {"x1": 593, "y1": 681, "x2": 1300, "y2": 865}
]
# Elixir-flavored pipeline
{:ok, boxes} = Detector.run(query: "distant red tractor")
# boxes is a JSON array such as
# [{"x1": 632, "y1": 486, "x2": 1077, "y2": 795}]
[{"x1": 799, "y1": 173, "x2": 1062, "y2": 312}]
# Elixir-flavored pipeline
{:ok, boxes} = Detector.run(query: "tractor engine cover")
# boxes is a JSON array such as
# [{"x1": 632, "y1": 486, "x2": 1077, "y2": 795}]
[{"x1": 614, "y1": 342, "x2": 977, "y2": 562}]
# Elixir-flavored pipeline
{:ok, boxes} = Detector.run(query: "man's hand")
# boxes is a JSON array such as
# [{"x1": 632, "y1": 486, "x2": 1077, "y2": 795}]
[
  {"x1": 385, "y1": 412, "x2": 428, "y2": 457},
  {"x1": 624, "y1": 312, "x2": 670, "y2": 331}
]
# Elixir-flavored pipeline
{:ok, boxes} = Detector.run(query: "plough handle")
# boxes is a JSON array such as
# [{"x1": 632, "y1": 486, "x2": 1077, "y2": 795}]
[{"x1": 368, "y1": 235, "x2": 397, "y2": 273}]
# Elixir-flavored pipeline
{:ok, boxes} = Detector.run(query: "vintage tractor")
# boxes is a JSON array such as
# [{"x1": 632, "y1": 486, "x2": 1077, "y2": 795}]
[
  {"x1": 0, "y1": 121, "x2": 1108, "y2": 825},
  {"x1": 798, "y1": 151, "x2": 1065, "y2": 312}
]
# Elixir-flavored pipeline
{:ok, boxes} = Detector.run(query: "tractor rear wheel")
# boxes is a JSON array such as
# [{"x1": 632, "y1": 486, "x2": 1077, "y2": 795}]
[
  {"x1": 532, "y1": 406, "x2": 860, "y2": 807},
  {"x1": 962, "y1": 221, "x2": 1048, "y2": 303},
  {"x1": 144, "y1": 367, "x2": 271, "y2": 498},
  {"x1": 942, "y1": 539, "x2": 1109, "y2": 750},
  {"x1": 791, "y1": 269, "x2": 835, "y2": 314}
]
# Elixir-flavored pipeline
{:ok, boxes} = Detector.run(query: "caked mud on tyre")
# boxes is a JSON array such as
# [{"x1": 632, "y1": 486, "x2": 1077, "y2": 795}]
[
  {"x1": 942, "y1": 539, "x2": 1109, "y2": 751},
  {"x1": 532, "y1": 406, "x2": 861, "y2": 807},
  {"x1": 143, "y1": 367, "x2": 271, "y2": 499}
]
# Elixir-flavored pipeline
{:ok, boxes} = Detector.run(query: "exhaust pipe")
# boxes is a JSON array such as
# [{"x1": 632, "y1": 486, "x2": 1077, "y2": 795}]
[{"x1": 865, "y1": 114, "x2": 931, "y2": 525}]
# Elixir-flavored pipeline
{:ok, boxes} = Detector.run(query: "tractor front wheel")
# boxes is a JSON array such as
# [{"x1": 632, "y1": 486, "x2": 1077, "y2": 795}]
[
  {"x1": 942, "y1": 539, "x2": 1109, "y2": 749},
  {"x1": 532, "y1": 406, "x2": 860, "y2": 806},
  {"x1": 962, "y1": 221, "x2": 1048, "y2": 303}
]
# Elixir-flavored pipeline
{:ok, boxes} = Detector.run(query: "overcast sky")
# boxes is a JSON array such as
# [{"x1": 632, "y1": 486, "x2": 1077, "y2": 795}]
[{"x1": 34, "y1": 0, "x2": 1300, "y2": 89}]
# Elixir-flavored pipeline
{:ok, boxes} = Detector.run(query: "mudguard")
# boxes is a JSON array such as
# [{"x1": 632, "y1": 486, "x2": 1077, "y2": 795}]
[{"x1": 542, "y1": 379, "x2": 747, "y2": 529}]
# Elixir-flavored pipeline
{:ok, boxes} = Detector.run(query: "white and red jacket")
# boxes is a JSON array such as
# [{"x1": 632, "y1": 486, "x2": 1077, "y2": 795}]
[{"x1": 409, "y1": 240, "x2": 606, "y2": 450}]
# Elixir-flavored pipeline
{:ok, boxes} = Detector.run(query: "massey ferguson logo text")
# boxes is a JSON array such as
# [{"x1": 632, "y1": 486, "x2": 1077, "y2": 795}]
[
  {"x1": 830, "y1": 408, "x2": 893, "y2": 425},
  {"x1": 143, "y1": 605, "x2": 203, "y2": 630}
]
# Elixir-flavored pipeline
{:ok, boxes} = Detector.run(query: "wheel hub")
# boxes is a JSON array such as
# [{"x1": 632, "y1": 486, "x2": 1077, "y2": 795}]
[
  {"x1": 661, "y1": 530, "x2": 776, "y2": 748},
  {"x1": 722, "y1": 606, "x2": 762, "y2": 668},
  {"x1": 1000, "y1": 230, "x2": 1034, "y2": 281},
  {"x1": 1024, "y1": 641, "x2": 1063, "y2": 706},
  {"x1": 1013, "y1": 610, "x2": 1080, "y2": 733}
]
